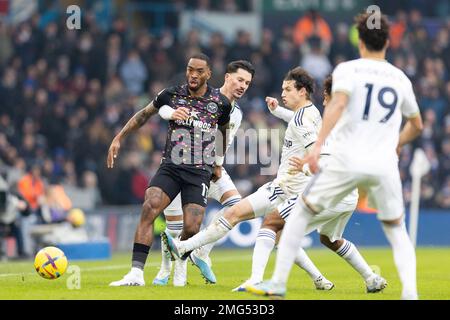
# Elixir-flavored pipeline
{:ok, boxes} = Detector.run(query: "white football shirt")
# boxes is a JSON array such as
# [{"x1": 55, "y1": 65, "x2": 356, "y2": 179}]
[
  {"x1": 226, "y1": 101, "x2": 243, "y2": 152},
  {"x1": 329, "y1": 58, "x2": 420, "y2": 174},
  {"x1": 275, "y1": 104, "x2": 322, "y2": 195}
]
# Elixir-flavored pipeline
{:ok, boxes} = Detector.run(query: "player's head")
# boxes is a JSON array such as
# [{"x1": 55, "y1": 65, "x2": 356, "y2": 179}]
[
  {"x1": 282, "y1": 67, "x2": 314, "y2": 110},
  {"x1": 322, "y1": 75, "x2": 332, "y2": 107},
  {"x1": 186, "y1": 53, "x2": 211, "y2": 92},
  {"x1": 224, "y1": 60, "x2": 255, "y2": 100},
  {"x1": 355, "y1": 12, "x2": 390, "y2": 55}
]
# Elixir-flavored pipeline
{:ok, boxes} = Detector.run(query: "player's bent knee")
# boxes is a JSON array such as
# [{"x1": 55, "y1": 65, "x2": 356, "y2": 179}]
[
  {"x1": 144, "y1": 188, "x2": 166, "y2": 210},
  {"x1": 141, "y1": 200, "x2": 159, "y2": 222},
  {"x1": 381, "y1": 216, "x2": 404, "y2": 227},
  {"x1": 320, "y1": 234, "x2": 333, "y2": 247},
  {"x1": 320, "y1": 234, "x2": 342, "y2": 251}
]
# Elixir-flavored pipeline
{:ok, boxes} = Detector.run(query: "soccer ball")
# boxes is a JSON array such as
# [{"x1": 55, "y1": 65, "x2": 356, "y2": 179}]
[{"x1": 34, "y1": 246, "x2": 68, "y2": 280}]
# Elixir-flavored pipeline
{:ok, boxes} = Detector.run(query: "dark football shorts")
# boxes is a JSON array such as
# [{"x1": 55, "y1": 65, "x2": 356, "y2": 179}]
[{"x1": 149, "y1": 162, "x2": 212, "y2": 207}]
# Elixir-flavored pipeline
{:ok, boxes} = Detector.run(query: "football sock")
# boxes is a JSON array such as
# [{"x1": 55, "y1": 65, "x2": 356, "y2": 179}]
[
  {"x1": 250, "y1": 228, "x2": 276, "y2": 283},
  {"x1": 180, "y1": 217, "x2": 232, "y2": 253},
  {"x1": 221, "y1": 195, "x2": 242, "y2": 208},
  {"x1": 166, "y1": 220, "x2": 183, "y2": 238},
  {"x1": 294, "y1": 247, "x2": 322, "y2": 280},
  {"x1": 335, "y1": 239, "x2": 374, "y2": 281},
  {"x1": 382, "y1": 222, "x2": 418, "y2": 299},
  {"x1": 271, "y1": 199, "x2": 313, "y2": 285},
  {"x1": 202, "y1": 196, "x2": 242, "y2": 255},
  {"x1": 132, "y1": 242, "x2": 150, "y2": 270},
  {"x1": 158, "y1": 220, "x2": 183, "y2": 273}
]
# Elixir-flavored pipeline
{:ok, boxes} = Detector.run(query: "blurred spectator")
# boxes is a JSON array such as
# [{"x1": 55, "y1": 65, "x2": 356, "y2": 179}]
[
  {"x1": 41, "y1": 178, "x2": 72, "y2": 223},
  {"x1": 0, "y1": 6, "x2": 448, "y2": 209},
  {"x1": 329, "y1": 23, "x2": 356, "y2": 65},
  {"x1": 0, "y1": 20, "x2": 13, "y2": 66},
  {"x1": 17, "y1": 163, "x2": 45, "y2": 214},
  {"x1": 293, "y1": 10, "x2": 332, "y2": 53},
  {"x1": 390, "y1": 10, "x2": 408, "y2": 51},
  {"x1": 195, "y1": 0, "x2": 212, "y2": 12},
  {"x1": 227, "y1": 30, "x2": 254, "y2": 62},
  {"x1": 119, "y1": 50, "x2": 148, "y2": 96},
  {"x1": 220, "y1": 0, "x2": 238, "y2": 13},
  {"x1": 301, "y1": 36, "x2": 332, "y2": 83}
]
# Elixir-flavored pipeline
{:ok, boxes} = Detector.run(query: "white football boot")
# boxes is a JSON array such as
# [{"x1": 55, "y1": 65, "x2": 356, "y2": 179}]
[
  {"x1": 313, "y1": 275, "x2": 335, "y2": 290},
  {"x1": 190, "y1": 246, "x2": 216, "y2": 284},
  {"x1": 231, "y1": 279, "x2": 261, "y2": 292},
  {"x1": 365, "y1": 274, "x2": 388, "y2": 293},
  {"x1": 109, "y1": 268, "x2": 145, "y2": 286},
  {"x1": 152, "y1": 237, "x2": 173, "y2": 286},
  {"x1": 173, "y1": 259, "x2": 188, "y2": 287}
]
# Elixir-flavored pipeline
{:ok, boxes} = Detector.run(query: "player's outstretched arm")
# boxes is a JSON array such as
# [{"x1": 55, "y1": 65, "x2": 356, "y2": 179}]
[
  {"x1": 266, "y1": 96, "x2": 294, "y2": 122},
  {"x1": 107, "y1": 102, "x2": 158, "y2": 168}
]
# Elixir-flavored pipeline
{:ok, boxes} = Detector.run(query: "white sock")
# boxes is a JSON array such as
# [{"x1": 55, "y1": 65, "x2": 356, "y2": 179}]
[
  {"x1": 160, "y1": 220, "x2": 183, "y2": 272},
  {"x1": 180, "y1": 216, "x2": 232, "y2": 253},
  {"x1": 294, "y1": 247, "x2": 322, "y2": 280},
  {"x1": 271, "y1": 199, "x2": 313, "y2": 285},
  {"x1": 221, "y1": 195, "x2": 242, "y2": 208},
  {"x1": 250, "y1": 228, "x2": 276, "y2": 283},
  {"x1": 382, "y1": 222, "x2": 418, "y2": 299},
  {"x1": 335, "y1": 239, "x2": 374, "y2": 281},
  {"x1": 166, "y1": 220, "x2": 184, "y2": 238},
  {"x1": 202, "y1": 195, "x2": 242, "y2": 255}
]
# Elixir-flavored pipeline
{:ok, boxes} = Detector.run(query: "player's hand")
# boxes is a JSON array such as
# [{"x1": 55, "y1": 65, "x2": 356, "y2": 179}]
[
  {"x1": 265, "y1": 97, "x2": 279, "y2": 111},
  {"x1": 171, "y1": 107, "x2": 190, "y2": 121},
  {"x1": 304, "y1": 144, "x2": 321, "y2": 174},
  {"x1": 288, "y1": 156, "x2": 306, "y2": 175},
  {"x1": 211, "y1": 165, "x2": 222, "y2": 182},
  {"x1": 107, "y1": 136, "x2": 121, "y2": 169}
]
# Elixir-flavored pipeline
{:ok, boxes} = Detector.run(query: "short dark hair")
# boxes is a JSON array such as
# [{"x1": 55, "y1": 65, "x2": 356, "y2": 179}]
[
  {"x1": 355, "y1": 12, "x2": 390, "y2": 51},
  {"x1": 226, "y1": 60, "x2": 255, "y2": 78},
  {"x1": 284, "y1": 67, "x2": 314, "y2": 97},
  {"x1": 189, "y1": 53, "x2": 211, "y2": 68},
  {"x1": 323, "y1": 75, "x2": 332, "y2": 96}
]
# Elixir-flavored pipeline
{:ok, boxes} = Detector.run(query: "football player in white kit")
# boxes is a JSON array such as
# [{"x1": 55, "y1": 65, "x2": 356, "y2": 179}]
[
  {"x1": 163, "y1": 68, "x2": 386, "y2": 293},
  {"x1": 248, "y1": 13, "x2": 423, "y2": 300},
  {"x1": 234, "y1": 75, "x2": 386, "y2": 294},
  {"x1": 153, "y1": 60, "x2": 254, "y2": 286}
]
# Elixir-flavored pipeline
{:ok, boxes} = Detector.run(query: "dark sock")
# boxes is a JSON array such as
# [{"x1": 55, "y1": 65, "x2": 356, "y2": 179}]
[
  {"x1": 181, "y1": 250, "x2": 193, "y2": 261},
  {"x1": 132, "y1": 243, "x2": 150, "y2": 270}
]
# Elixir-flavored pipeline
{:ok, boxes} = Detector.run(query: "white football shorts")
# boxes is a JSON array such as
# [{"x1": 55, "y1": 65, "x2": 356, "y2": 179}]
[{"x1": 302, "y1": 167, "x2": 404, "y2": 221}]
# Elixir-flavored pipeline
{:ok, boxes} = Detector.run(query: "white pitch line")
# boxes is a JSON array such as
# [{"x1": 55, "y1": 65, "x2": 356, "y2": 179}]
[{"x1": 0, "y1": 253, "x2": 252, "y2": 278}]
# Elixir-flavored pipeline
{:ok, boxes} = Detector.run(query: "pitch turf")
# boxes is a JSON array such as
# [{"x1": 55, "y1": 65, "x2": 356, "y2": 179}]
[{"x1": 0, "y1": 247, "x2": 449, "y2": 300}]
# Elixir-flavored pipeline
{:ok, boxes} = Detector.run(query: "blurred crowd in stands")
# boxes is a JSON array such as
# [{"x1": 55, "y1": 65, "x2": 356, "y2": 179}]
[{"x1": 0, "y1": 4, "x2": 449, "y2": 217}]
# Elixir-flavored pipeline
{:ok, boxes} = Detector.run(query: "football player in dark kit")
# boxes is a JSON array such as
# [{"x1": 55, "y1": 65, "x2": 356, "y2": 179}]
[{"x1": 108, "y1": 53, "x2": 232, "y2": 286}]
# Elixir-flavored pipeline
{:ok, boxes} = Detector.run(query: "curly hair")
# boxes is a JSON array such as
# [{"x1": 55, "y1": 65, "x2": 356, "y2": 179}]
[
  {"x1": 284, "y1": 67, "x2": 314, "y2": 98},
  {"x1": 355, "y1": 12, "x2": 390, "y2": 51},
  {"x1": 323, "y1": 75, "x2": 332, "y2": 96}
]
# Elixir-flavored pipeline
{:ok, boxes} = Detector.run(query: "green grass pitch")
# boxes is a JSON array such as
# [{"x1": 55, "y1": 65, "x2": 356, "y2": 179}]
[{"x1": 1, "y1": 247, "x2": 449, "y2": 300}]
